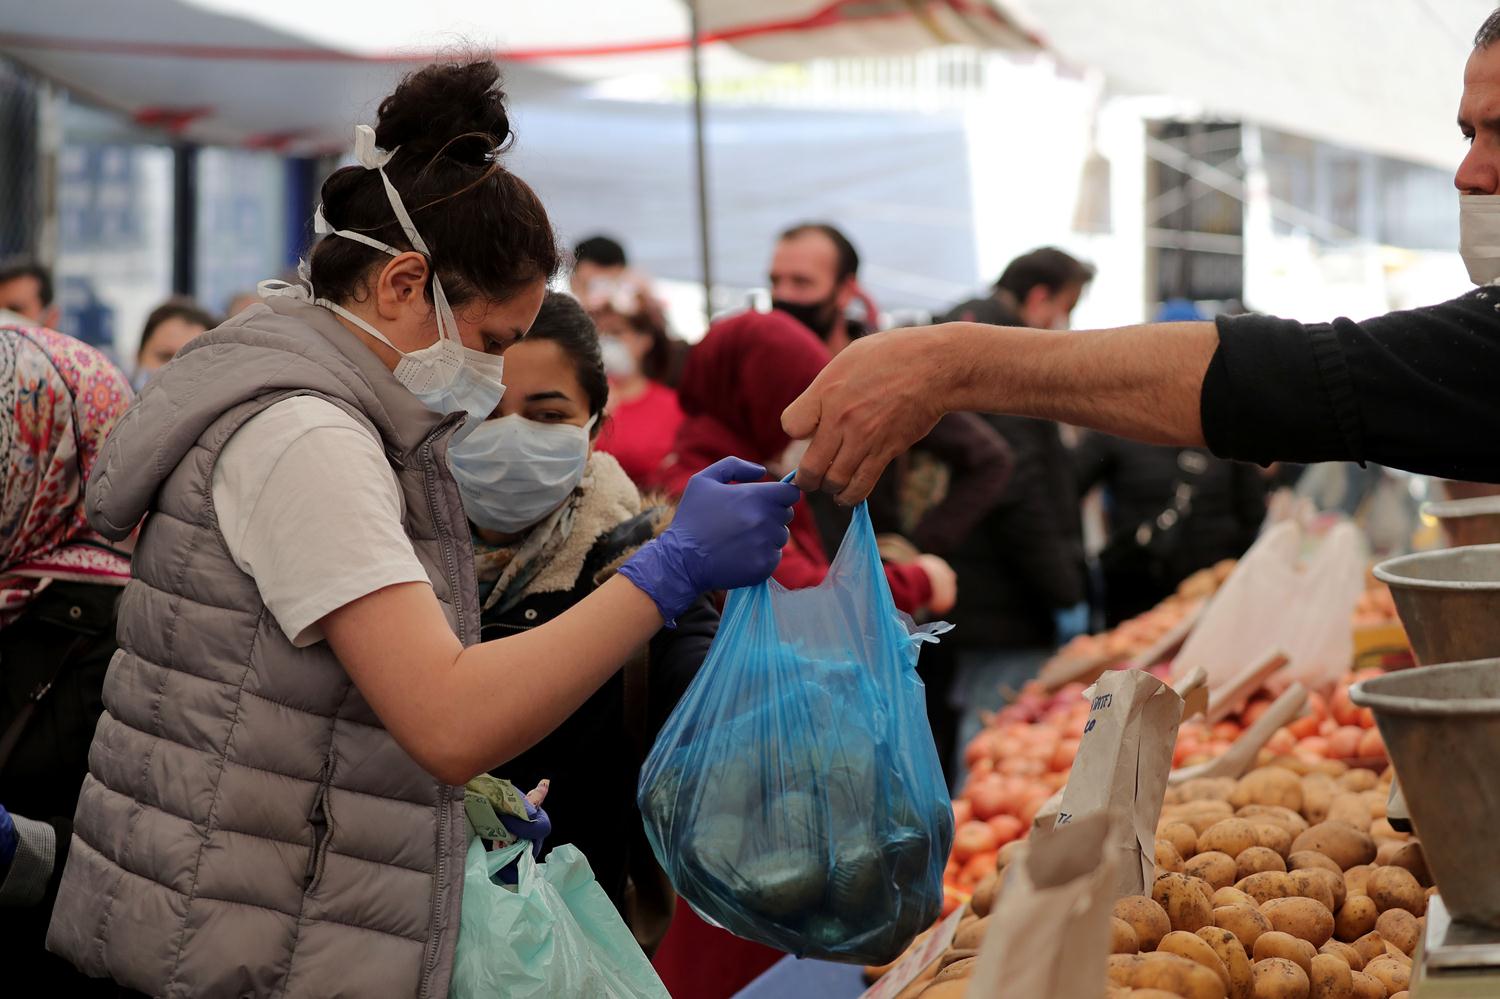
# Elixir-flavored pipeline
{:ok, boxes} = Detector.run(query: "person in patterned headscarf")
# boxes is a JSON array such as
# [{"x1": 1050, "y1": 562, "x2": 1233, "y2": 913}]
[{"x1": 0, "y1": 325, "x2": 135, "y2": 995}]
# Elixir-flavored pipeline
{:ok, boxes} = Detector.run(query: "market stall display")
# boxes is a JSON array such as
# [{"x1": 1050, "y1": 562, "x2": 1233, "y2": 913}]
[
  {"x1": 943, "y1": 664, "x2": 1391, "y2": 905},
  {"x1": 868, "y1": 758, "x2": 1429, "y2": 999},
  {"x1": 782, "y1": 519, "x2": 1484, "y2": 999},
  {"x1": 905, "y1": 533, "x2": 1416, "y2": 965}
]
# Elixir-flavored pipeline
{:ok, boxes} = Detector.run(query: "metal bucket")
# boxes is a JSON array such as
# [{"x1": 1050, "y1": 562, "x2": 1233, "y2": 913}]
[
  {"x1": 1423, "y1": 496, "x2": 1500, "y2": 548},
  {"x1": 1350, "y1": 660, "x2": 1500, "y2": 928},
  {"x1": 1372, "y1": 544, "x2": 1500, "y2": 665}
]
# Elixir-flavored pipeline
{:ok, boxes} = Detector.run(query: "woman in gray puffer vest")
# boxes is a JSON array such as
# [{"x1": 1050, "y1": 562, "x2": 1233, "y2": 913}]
[{"x1": 45, "y1": 61, "x2": 801, "y2": 999}]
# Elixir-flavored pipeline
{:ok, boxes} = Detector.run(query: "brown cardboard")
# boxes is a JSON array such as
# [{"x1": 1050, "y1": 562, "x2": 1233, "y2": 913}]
[
  {"x1": 1205, "y1": 650, "x2": 1289, "y2": 723},
  {"x1": 964, "y1": 812, "x2": 1115, "y2": 999},
  {"x1": 1047, "y1": 669, "x2": 1188, "y2": 899},
  {"x1": 1169, "y1": 682, "x2": 1309, "y2": 784}
]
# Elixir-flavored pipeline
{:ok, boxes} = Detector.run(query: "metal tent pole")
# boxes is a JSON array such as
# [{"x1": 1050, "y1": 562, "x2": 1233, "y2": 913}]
[
  {"x1": 171, "y1": 142, "x2": 199, "y2": 296},
  {"x1": 688, "y1": 0, "x2": 714, "y2": 327}
]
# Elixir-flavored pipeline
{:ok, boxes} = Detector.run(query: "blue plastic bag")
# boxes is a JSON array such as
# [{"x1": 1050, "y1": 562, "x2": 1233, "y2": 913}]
[
  {"x1": 449, "y1": 837, "x2": 670, "y2": 999},
  {"x1": 637, "y1": 502, "x2": 954, "y2": 964}
]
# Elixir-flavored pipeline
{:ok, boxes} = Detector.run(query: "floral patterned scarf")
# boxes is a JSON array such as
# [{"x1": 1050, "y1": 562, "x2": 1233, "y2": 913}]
[{"x1": 0, "y1": 326, "x2": 134, "y2": 627}]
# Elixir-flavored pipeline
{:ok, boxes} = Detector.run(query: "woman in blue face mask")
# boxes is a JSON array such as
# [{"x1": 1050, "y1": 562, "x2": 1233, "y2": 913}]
[
  {"x1": 450, "y1": 292, "x2": 710, "y2": 952},
  {"x1": 45, "y1": 61, "x2": 799, "y2": 998}
]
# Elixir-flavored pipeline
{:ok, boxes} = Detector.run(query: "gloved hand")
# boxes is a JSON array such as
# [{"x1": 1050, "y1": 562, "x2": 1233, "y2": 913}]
[
  {"x1": 493, "y1": 781, "x2": 552, "y2": 885},
  {"x1": 0, "y1": 804, "x2": 16, "y2": 876},
  {"x1": 620, "y1": 457, "x2": 800, "y2": 624},
  {"x1": 498, "y1": 780, "x2": 551, "y2": 860}
]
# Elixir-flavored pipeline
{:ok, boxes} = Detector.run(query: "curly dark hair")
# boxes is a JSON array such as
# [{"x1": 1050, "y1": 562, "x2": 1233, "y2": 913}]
[
  {"x1": 308, "y1": 60, "x2": 561, "y2": 313},
  {"x1": 1478, "y1": 7, "x2": 1500, "y2": 48}
]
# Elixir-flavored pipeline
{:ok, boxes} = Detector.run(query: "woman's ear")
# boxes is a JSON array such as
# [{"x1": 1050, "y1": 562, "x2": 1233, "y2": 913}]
[
  {"x1": 586, "y1": 413, "x2": 605, "y2": 455},
  {"x1": 375, "y1": 251, "x2": 431, "y2": 321}
]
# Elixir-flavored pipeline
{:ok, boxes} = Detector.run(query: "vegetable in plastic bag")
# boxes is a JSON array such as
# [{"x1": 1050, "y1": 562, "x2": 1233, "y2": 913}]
[{"x1": 637, "y1": 503, "x2": 954, "y2": 964}]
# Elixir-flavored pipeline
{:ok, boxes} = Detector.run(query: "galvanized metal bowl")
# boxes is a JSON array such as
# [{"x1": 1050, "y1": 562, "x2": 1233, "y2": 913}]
[
  {"x1": 1373, "y1": 544, "x2": 1500, "y2": 665},
  {"x1": 1423, "y1": 496, "x2": 1500, "y2": 548},
  {"x1": 1350, "y1": 660, "x2": 1500, "y2": 928}
]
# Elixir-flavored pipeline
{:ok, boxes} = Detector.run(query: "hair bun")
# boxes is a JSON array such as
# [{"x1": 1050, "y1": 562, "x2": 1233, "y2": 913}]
[{"x1": 375, "y1": 60, "x2": 512, "y2": 166}]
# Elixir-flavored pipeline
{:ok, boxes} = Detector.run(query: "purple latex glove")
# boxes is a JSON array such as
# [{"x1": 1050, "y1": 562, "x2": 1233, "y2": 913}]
[
  {"x1": 619, "y1": 457, "x2": 800, "y2": 624},
  {"x1": 499, "y1": 780, "x2": 551, "y2": 859},
  {"x1": 0, "y1": 804, "x2": 16, "y2": 875}
]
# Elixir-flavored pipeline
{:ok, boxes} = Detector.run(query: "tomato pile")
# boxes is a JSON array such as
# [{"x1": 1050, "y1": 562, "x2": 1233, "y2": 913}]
[{"x1": 1178, "y1": 671, "x2": 1387, "y2": 769}]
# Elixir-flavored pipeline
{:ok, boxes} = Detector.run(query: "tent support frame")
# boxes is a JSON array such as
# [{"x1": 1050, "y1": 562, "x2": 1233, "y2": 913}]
[{"x1": 688, "y1": 0, "x2": 713, "y2": 325}]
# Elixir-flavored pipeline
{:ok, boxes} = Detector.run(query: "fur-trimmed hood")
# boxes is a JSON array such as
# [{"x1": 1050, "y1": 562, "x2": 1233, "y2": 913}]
[{"x1": 515, "y1": 450, "x2": 674, "y2": 600}]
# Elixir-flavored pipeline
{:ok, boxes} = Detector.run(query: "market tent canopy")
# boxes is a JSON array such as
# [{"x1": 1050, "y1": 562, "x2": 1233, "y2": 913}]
[
  {"x1": 0, "y1": 0, "x2": 1036, "y2": 152},
  {"x1": 0, "y1": 0, "x2": 1489, "y2": 168},
  {"x1": 1011, "y1": 0, "x2": 1492, "y2": 172}
]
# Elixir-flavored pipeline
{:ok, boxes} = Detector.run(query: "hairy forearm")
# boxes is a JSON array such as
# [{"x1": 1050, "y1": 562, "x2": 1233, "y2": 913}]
[{"x1": 935, "y1": 321, "x2": 1217, "y2": 445}]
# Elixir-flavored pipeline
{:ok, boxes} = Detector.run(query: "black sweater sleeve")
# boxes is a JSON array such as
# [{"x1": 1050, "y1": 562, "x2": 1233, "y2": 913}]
[
  {"x1": 1201, "y1": 290, "x2": 1500, "y2": 482},
  {"x1": 645, "y1": 595, "x2": 718, "y2": 735}
]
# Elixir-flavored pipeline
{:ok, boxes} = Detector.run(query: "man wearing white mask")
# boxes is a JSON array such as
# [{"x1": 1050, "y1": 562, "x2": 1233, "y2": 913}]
[{"x1": 785, "y1": 12, "x2": 1500, "y2": 503}]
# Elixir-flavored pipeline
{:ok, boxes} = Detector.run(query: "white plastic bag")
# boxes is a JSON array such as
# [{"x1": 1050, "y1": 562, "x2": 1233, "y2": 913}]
[
  {"x1": 1276, "y1": 522, "x2": 1366, "y2": 688},
  {"x1": 1172, "y1": 520, "x2": 1365, "y2": 692}
]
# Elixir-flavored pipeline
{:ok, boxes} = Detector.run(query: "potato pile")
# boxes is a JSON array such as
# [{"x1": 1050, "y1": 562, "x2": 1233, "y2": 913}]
[
  {"x1": 1109, "y1": 758, "x2": 1432, "y2": 999},
  {"x1": 870, "y1": 759, "x2": 1430, "y2": 999}
]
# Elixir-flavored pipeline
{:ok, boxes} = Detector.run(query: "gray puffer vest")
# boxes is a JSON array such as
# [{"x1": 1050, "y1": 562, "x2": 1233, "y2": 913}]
[{"x1": 46, "y1": 295, "x2": 477, "y2": 998}]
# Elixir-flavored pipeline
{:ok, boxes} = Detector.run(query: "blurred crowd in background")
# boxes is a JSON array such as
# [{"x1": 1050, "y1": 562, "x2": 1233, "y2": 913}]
[{"x1": 1, "y1": 223, "x2": 1307, "y2": 788}]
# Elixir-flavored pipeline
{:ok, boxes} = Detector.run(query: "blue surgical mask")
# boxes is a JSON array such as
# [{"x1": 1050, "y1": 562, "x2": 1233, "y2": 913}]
[{"x1": 451, "y1": 413, "x2": 598, "y2": 533}]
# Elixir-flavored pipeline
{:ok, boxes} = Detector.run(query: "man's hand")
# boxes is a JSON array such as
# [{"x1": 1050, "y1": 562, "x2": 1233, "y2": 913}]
[
  {"x1": 782, "y1": 326, "x2": 954, "y2": 503},
  {"x1": 782, "y1": 319, "x2": 1217, "y2": 504}
]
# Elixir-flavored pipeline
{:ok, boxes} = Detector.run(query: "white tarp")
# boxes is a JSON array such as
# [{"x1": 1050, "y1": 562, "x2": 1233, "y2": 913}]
[
  {"x1": 0, "y1": 0, "x2": 1034, "y2": 151},
  {"x1": 2, "y1": 1, "x2": 1491, "y2": 169},
  {"x1": 1009, "y1": 0, "x2": 1494, "y2": 172},
  {"x1": 508, "y1": 99, "x2": 982, "y2": 313}
]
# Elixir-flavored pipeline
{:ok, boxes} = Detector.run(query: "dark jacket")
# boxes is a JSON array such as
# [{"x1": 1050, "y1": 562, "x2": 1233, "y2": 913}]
[
  {"x1": 811, "y1": 412, "x2": 1012, "y2": 560},
  {"x1": 1076, "y1": 434, "x2": 1266, "y2": 624},
  {"x1": 1204, "y1": 293, "x2": 1500, "y2": 482},
  {"x1": 480, "y1": 509, "x2": 716, "y2": 911},
  {"x1": 0, "y1": 581, "x2": 124, "y2": 995},
  {"x1": 945, "y1": 415, "x2": 1087, "y2": 650}
]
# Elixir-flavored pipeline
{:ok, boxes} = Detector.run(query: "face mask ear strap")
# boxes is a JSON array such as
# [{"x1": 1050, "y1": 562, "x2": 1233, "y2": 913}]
[
  {"x1": 362, "y1": 148, "x2": 463, "y2": 350},
  {"x1": 309, "y1": 124, "x2": 465, "y2": 357},
  {"x1": 315, "y1": 202, "x2": 404, "y2": 258}
]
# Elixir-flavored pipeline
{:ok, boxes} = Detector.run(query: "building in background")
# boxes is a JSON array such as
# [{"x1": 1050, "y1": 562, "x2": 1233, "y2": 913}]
[{"x1": 0, "y1": 57, "x2": 318, "y2": 359}]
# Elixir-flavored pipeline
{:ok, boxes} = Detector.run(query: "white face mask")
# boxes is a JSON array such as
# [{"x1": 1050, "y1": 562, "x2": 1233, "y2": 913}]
[
  {"x1": 599, "y1": 335, "x2": 637, "y2": 379},
  {"x1": 1460, "y1": 194, "x2": 1500, "y2": 285},
  {"x1": 261, "y1": 124, "x2": 507, "y2": 433},
  {"x1": 450, "y1": 413, "x2": 598, "y2": 534}
]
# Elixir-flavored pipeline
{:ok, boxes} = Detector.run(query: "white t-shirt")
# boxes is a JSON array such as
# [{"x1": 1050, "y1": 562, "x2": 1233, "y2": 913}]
[{"x1": 212, "y1": 396, "x2": 431, "y2": 647}]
